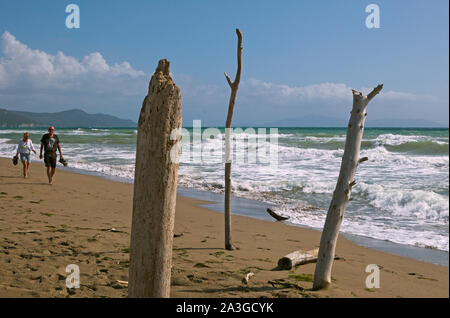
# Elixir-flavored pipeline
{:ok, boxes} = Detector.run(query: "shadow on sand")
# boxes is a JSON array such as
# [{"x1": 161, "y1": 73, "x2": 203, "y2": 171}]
[{"x1": 179, "y1": 285, "x2": 280, "y2": 294}]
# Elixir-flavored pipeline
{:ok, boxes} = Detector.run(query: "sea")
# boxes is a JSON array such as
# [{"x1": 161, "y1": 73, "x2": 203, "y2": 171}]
[{"x1": 1, "y1": 127, "x2": 448, "y2": 260}]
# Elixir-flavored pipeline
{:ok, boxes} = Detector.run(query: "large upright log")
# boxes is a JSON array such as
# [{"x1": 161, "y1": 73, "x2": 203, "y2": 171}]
[
  {"x1": 313, "y1": 84, "x2": 383, "y2": 290},
  {"x1": 128, "y1": 59, "x2": 182, "y2": 298},
  {"x1": 224, "y1": 28, "x2": 243, "y2": 251}
]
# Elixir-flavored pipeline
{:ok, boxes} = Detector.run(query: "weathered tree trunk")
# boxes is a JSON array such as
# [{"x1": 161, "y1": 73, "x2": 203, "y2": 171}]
[
  {"x1": 128, "y1": 59, "x2": 182, "y2": 298},
  {"x1": 224, "y1": 29, "x2": 243, "y2": 251},
  {"x1": 278, "y1": 248, "x2": 319, "y2": 270},
  {"x1": 313, "y1": 84, "x2": 383, "y2": 290}
]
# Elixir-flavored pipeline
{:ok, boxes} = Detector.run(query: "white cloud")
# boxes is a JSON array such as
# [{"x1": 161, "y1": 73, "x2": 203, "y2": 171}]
[
  {"x1": 243, "y1": 79, "x2": 351, "y2": 101},
  {"x1": 0, "y1": 31, "x2": 441, "y2": 124},
  {"x1": 367, "y1": 89, "x2": 437, "y2": 102},
  {"x1": 0, "y1": 31, "x2": 146, "y2": 92},
  {"x1": 243, "y1": 78, "x2": 437, "y2": 104},
  {"x1": 0, "y1": 30, "x2": 437, "y2": 105}
]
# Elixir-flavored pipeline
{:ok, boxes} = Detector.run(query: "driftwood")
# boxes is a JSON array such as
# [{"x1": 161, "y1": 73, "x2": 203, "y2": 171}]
[
  {"x1": 241, "y1": 272, "x2": 254, "y2": 285},
  {"x1": 128, "y1": 59, "x2": 182, "y2": 298},
  {"x1": 313, "y1": 84, "x2": 383, "y2": 290},
  {"x1": 266, "y1": 208, "x2": 289, "y2": 221},
  {"x1": 116, "y1": 280, "x2": 128, "y2": 286},
  {"x1": 224, "y1": 28, "x2": 243, "y2": 251},
  {"x1": 268, "y1": 279, "x2": 305, "y2": 291},
  {"x1": 12, "y1": 230, "x2": 40, "y2": 234},
  {"x1": 278, "y1": 248, "x2": 319, "y2": 270}
]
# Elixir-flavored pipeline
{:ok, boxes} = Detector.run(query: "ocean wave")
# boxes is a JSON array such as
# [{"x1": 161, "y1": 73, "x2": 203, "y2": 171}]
[
  {"x1": 283, "y1": 208, "x2": 449, "y2": 251},
  {"x1": 0, "y1": 127, "x2": 448, "y2": 252},
  {"x1": 66, "y1": 160, "x2": 135, "y2": 179},
  {"x1": 372, "y1": 133, "x2": 447, "y2": 146},
  {"x1": 277, "y1": 132, "x2": 449, "y2": 155},
  {"x1": 356, "y1": 183, "x2": 448, "y2": 223},
  {"x1": 360, "y1": 146, "x2": 449, "y2": 170},
  {"x1": 370, "y1": 134, "x2": 448, "y2": 155},
  {"x1": 384, "y1": 141, "x2": 448, "y2": 155}
]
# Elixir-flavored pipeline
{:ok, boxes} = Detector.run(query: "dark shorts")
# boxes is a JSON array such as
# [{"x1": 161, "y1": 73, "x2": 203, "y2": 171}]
[{"x1": 44, "y1": 153, "x2": 57, "y2": 168}]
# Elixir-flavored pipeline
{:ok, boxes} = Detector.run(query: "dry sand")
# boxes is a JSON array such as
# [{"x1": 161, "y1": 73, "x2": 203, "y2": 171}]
[{"x1": 0, "y1": 157, "x2": 448, "y2": 298}]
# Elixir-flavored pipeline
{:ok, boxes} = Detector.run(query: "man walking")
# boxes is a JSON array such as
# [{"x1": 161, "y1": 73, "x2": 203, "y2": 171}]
[{"x1": 40, "y1": 126, "x2": 64, "y2": 185}]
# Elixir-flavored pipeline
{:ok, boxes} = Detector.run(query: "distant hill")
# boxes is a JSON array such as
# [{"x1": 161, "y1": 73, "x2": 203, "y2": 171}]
[
  {"x1": 0, "y1": 109, "x2": 41, "y2": 127},
  {"x1": 0, "y1": 108, "x2": 137, "y2": 128}
]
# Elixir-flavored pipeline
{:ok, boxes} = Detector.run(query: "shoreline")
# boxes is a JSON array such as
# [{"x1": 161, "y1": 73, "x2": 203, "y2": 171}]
[
  {"x1": 30, "y1": 158, "x2": 448, "y2": 267},
  {"x1": 177, "y1": 187, "x2": 450, "y2": 267},
  {"x1": 0, "y1": 157, "x2": 448, "y2": 297}
]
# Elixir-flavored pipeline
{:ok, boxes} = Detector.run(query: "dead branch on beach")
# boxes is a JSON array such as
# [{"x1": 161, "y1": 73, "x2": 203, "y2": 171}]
[
  {"x1": 268, "y1": 279, "x2": 305, "y2": 291},
  {"x1": 224, "y1": 28, "x2": 243, "y2": 251},
  {"x1": 266, "y1": 208, "x2": 290, "y2": 221},
  {"x1": 313, "y1": 84, "x2": 383, "y2": 290}
]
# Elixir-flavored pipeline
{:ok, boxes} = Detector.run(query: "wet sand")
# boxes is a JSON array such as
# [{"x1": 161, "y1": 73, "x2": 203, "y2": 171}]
[{"x1": 0, "y1": 158, "x2": 448, "y2": 298}]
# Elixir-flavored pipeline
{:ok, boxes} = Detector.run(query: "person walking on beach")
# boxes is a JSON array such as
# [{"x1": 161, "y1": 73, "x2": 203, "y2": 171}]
[
  {"x1": 15, "y1": 132, "x2": 37, "y2": 178},
  {"x1": 40, "y1": 126, "x2": 64, "y2": 185}
]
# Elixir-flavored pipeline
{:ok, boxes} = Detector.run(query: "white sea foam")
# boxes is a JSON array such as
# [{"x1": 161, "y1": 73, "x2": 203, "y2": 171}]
[
  {"x1": 357, "y1": 183, "x2": 448, "y2": 223},
  {"x1": 0, "y1": 128, "x2": 448, "y2": 251},
  {"x1": 371, "y1": 133, "x2": 449, "y2": 146}
]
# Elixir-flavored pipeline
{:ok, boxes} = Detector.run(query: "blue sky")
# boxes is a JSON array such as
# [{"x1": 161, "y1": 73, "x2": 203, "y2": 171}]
[{"x1": 0, "y1": 0, "x2": 448, "y2": 126}]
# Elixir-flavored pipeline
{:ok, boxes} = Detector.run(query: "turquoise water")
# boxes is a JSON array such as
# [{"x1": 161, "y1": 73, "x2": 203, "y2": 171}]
[{"x1": 1, "y1": 127, "x2": 448, "y2": 251}]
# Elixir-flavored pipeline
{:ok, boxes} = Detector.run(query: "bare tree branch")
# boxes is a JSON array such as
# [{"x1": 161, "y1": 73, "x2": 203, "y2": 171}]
[
  {"x1": 224, "y1": 72, "x2": 233, "y2": 88},
  {"x1": 224, "y1": 28, "x2": 243, "y2": 129},
  {"x1": 224, "y1": 28, "x2": 243, "y2": 251},
  {"x1": 367, "y1": 84, "x2": 384, "y2": 101},
  {"x1": 234, "y1": 28, "x2": 243, "y2": 87}
]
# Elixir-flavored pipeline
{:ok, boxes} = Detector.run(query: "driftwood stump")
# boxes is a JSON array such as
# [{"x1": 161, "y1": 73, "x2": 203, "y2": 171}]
[
  {"x1": 128, "y1": 59, "x2": 182, "y2": 298},
  {"x1": 313, "y1": 85, "x2": 383, "y2": 290}
]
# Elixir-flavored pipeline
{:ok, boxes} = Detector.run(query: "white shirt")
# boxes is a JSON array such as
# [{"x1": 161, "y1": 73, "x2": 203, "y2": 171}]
[{"x1": 16, "y1": 139, "x2": 35, "y2": 155}]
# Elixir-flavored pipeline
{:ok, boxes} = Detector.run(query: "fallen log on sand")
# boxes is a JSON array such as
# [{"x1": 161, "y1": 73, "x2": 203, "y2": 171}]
[
  {"x1": 278, "y1": 248, "x2": 319, "y2": 270},
  {"x1": 266, "y1": 208, "x2": 289, "y2": 221}
]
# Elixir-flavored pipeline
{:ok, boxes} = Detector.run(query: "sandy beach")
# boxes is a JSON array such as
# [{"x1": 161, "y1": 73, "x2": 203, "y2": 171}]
[{"x1": 0, "y1": 157, "x2": 448, "y2": 298}]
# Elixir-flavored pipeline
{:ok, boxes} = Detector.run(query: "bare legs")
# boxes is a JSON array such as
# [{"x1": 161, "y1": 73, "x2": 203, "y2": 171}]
[
  {"x1": 46, "y1": 166, "x2": 56, "y2": 185},
  {"x1": 22, "y1": 161, "x2": 29, "y2": 178}
]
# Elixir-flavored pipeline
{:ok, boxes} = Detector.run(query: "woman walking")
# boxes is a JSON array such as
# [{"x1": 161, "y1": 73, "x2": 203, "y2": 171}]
[{"x1": 15, "y1": 132, "x2": 37, "y2": 178}]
